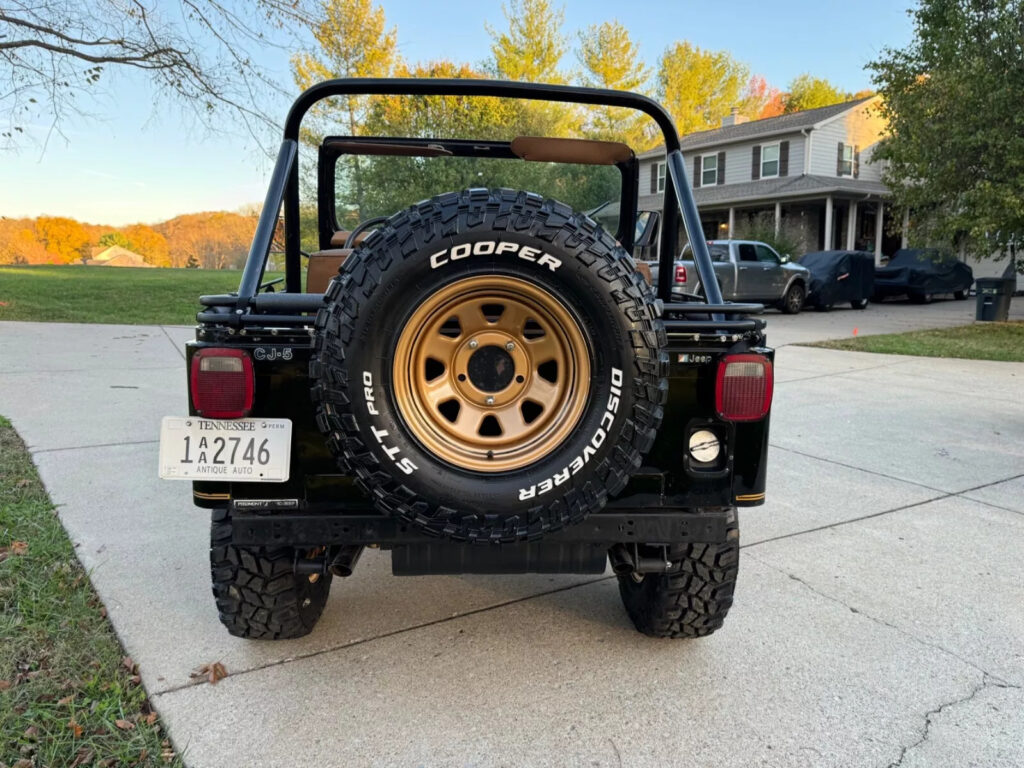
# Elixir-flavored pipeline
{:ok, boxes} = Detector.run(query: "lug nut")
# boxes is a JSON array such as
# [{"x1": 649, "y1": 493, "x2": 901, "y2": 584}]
[
  {"x1": 468, "y1": 339, "x2": 479, "y2": 349},
  {"x1": 485, "y1": 396, "x2": 495, "y2": 405},
  {"x1": 505, "y1": 341, "x2": 515, "y2": 351}
]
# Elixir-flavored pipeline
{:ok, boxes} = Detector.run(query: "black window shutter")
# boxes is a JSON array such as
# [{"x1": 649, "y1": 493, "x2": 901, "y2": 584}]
[
  {"x1": 779, "y1": 141, "x2": 789, "y2": 177},
  {"x1": 717, "y1": 151, "x2": 726, "y2": 185},
  {"x1": 752, "y1": 145, "x2": 761, "y2": 180},
  {"x1": 650, "y1": 163, "x2": 658, "y2": 194},
  {"x1": 693, "y1": 156, "x2": 701, "y2": 188},
  {"x1": 837, "y1": 142, "x2": 844, "y2": 176},
  {"x1": 854, "y1": 146, "x2": 860, "y2": 178}
]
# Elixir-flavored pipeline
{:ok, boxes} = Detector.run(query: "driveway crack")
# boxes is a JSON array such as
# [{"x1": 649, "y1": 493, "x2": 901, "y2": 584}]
[
  {"x1": 885, "y1": 675, "x2": 1021, "y2": 768},
  {"x1": 744, "y1": 551, "x2": 1013, "y2": 684}
]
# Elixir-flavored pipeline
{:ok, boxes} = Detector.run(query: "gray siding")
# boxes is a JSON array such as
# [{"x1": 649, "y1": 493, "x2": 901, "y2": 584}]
[
  {"x1": 808, "y1": 100, "x2": 887, "y2": 181},
  {"x1": 639, "y1": 134, "x2": 807, "y2": 193}
]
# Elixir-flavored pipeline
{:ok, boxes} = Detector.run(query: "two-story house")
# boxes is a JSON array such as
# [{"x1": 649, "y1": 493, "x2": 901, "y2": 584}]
[{"x1": 638, "y1": 96, "x2": 900, "y2": 262}]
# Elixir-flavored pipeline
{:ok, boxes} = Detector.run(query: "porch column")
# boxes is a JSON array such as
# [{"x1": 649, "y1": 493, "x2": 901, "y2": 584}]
[
  {"x1": 824, "y1": 195, "x2": 834, "y2": 249},
  {"x1": 728, "y1": 207, "x2": 735, "y2": 238},
  {"x1": 901, "y1": 208, "x2": 910, "y2": 249},
  {"x1": 774, "y1": 202, "x2": 781, "y2": 237},
  {"x1": 846, "y1": 200, "x2": 858, "y2": 249},
  {"x1": 874, "y1": 203, "x2": 884, "y2": 266}
]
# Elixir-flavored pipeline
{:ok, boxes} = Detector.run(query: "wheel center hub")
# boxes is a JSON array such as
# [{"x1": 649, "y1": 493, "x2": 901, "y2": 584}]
[{"x1": 467, "y1": 345, "x2": 515, "y2": 392}]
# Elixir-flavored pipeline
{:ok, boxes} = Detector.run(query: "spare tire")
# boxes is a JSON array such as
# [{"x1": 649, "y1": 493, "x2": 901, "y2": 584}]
[{"x1": 311, "y1": 188, "x2": 666, "y2": 542}]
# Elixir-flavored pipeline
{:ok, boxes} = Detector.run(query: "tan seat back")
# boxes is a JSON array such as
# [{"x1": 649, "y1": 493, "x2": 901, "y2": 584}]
[{"x1": 307, "y1": 249, "x2": 353, "y2": 293}]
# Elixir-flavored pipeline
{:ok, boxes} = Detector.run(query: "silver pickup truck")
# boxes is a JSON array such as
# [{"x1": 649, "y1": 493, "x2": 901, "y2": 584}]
[{"x1": 647, "y1": 239, "x2": 811, "y2": 314}]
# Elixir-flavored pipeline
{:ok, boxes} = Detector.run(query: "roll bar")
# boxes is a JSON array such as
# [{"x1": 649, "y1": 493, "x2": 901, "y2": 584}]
[{"x1": 236, "y1": 78, "x2": 726, "y2": 317}]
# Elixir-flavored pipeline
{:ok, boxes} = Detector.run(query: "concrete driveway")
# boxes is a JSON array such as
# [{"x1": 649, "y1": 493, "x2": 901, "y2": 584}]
[{"x1": 1, "y1": 298, "x2": 1022, "y2": 767}]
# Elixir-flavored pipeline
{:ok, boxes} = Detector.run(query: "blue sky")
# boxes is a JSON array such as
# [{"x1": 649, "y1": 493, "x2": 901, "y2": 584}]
[{"x1": 0, "y1": 0, "x2": 915, "y2": 226}]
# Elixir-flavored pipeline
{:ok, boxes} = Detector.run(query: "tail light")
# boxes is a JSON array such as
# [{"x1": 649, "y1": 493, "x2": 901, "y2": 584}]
[
  {"x1": 715, "y1": 354, "x2": 773, "y2": 422},
  {"x1": 190, "y1": 348, "x2": 254, "y2": 418},
  {"x1": 674, "y1": 264, "x2": 688, "y2": 283}
]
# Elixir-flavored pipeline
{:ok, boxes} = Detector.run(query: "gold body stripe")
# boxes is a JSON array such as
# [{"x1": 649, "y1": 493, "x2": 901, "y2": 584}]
[{"x1": 735, "y1": 492, "x2": 765, "y2": 502}]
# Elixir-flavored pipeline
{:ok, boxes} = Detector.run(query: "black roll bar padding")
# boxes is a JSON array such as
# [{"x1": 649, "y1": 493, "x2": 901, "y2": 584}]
[{"x1": 236, "y1": 78, "x2": 718, "y2": 308}]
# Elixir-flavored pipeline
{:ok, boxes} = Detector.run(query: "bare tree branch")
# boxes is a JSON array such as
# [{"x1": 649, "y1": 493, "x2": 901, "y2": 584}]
[{"x1": 0, "y1": 0, "x2": 316, "y2": 152}]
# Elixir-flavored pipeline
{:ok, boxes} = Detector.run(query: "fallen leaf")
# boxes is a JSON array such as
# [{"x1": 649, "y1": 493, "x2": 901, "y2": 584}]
[
  {"x1": 14, "y1": 759, "x2": 33, "y2": 768},
  {"x1": 16, "y1": 478, "x2": 30, "y2": 488},
  {"x1": 144, "y1": 711, "x2": 159, "y2": 726},
  {"x1": 70, "y1": 747, "x2": 95, "y2": 767},
  {"x1": 10, "y1": 540, "x2": 28, "y2": 555},
  {"x1": 137, "y1": 749, "x2": 148, "y2": 762},
  {"x1": 23, "y1": 725, "x2": 38, "y2": 739},
  {"x1": 99, "y1": 607, "x2": 107, "y2": 619},
  {"x1": 0, "y1": 549, "x2": 8, "y2": 562},
  {"x1": 115, "y1": 719, "x2": 135, "y2": 731},
  {"x1": 190, "y1": 661, "x2": 227, "y2": 685},
  {"x1": 98, "y1": 759, "x2": 116, "y2": 768},
  {"x1": 129, "y1": 675, "x2": 141, "y2": 686},
  {"x1": 122, "y1": 656, "x2": 136, "y2": 674},
  {"x1": 0, "y1": 680, "x2": 11, "y2": 690},
  {"x1": 68, "y1": 718, "x2": 83, "y2": 738},
  {"x1": 58, "y1": 694, "x2": 75, "y2": 705}
]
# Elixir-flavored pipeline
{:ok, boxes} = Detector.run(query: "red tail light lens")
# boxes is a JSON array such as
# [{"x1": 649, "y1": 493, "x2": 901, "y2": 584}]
[
  {"x1": 190, "y1": 348, "x2": 254, "y2": 418},
  {"x1": 674, "y1": 264, "x2": 688, "y2": 283},
  {"x1": 715, "y1": 354, "x2": 773, "y2": 421}
]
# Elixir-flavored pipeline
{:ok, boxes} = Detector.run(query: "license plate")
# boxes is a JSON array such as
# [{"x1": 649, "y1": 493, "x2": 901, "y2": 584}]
[{"x1": 159, "y1": 417, "x2": 291, "y2": 482}]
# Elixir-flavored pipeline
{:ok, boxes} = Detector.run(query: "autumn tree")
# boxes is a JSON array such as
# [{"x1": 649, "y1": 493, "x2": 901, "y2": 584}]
[
  {"x1": 0, "y1": 219, "x2": 50, "y2": 264},
  {"x1": 742, "y1": 75, "x2": 784, "y2": 119},
  {"x1": 783, "y1": 74, "x2": 851, "y2": 113},
  {"x1": 486, "y1": 0, "x2": 577, "y2": 137},
  {"x1": 34, "y1": 216, "x2": 89, "y2": 263},
  {"x1": 576, "y1": 21, "x2": 654, "y2": 148},
  {"x1": 657, "y1": 42, "x2": 750, "y2": 136},
  {"x1": 869, "y1": 0, "x2": 1024, "y2": 265},
  {"x1": 123, "y1": 224, "x2": 171, "y2": 267},
  {"x1": 291, "y1": 0, "x2": 398, "y2": 217},
  {"x1": 0, "y1": 1, "x2": 316, "y2": 149}
]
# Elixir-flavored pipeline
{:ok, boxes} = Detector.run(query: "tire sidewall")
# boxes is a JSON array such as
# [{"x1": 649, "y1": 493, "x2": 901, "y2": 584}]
[{"x1": 338, "y1": 229, "x2": 638, "y2": 516}]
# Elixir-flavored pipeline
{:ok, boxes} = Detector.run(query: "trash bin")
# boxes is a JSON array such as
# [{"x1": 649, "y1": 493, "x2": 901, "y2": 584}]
[{"x1": 975, "y1": 277, "x2": 1015, "y2": 322}]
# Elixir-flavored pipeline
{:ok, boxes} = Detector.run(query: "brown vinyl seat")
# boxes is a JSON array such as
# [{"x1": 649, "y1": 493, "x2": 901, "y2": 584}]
[{"x1": 306, "y1": 249, "x2": 353, "y2": 293}]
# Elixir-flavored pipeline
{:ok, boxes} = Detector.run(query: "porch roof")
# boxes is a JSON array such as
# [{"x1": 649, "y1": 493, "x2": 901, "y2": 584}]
[{"x1": 691, "y1": 174, "x2": 889, "y2": 209}]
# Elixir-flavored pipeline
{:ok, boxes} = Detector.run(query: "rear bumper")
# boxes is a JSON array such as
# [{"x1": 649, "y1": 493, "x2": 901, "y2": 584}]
[{"x1": 229, "y1": 502, "x2": 733, "y2": 548}]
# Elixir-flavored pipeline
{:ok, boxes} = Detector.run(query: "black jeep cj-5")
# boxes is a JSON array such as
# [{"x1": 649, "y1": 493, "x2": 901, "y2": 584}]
[{"x1": 158, "y1": 79, "x2": 774, "y2": 640}]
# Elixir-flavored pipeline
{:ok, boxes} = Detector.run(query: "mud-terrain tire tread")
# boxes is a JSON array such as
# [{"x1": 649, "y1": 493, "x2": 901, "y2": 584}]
[
  {"x1": 210, "y1": 508, "x2": 332, "y2": 639},
  {"x1": 310, "y1": 188, "x2": 668, "y2": 543},
  {"x1": 617, "y1": 508, "x2": 739, "y2": 638}
]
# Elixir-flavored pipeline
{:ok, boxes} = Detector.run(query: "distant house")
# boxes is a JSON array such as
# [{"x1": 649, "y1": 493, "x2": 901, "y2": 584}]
[
  {"x1": 86, "y1": 245, "x2": 153, "y2": 267},
  {"x1": 639, "y1": 96, "x2": 901, "y2": 262}
]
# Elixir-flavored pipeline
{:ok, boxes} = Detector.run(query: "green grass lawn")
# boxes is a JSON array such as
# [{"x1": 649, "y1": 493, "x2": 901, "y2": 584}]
[
  {"x1": 0, "y1": 265, "x2": 285, "y2": 325},
  {"x1": 0, "y1": 416, "x2": 182, "y2": 766},
  {"x1": 808, "y1": 321, "x2": 1024, "y2": 362}
]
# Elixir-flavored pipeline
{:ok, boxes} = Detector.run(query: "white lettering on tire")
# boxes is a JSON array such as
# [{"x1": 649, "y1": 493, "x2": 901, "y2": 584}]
[
  {"x1": 518, "y1": 367, "x2": 624, "y2": 500},
  {"x1": 429, "y1": 240, "x2": 562, "y2": 272},
  {"x1": 363, "y1": 371, "x2": 417, "y2": 475}
]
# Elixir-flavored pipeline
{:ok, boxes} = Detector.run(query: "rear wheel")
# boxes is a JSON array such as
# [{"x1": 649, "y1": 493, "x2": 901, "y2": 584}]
[
  {"x1": 311, "y1": 189, "x2": 667, "y2": 543},
  {"x1": 780, "y1": 283, "x2": 805, "y2": 314},
  {"x1": 908, "y1": 291, "x2": 931, "y2": 304},
  {"x1": 210, "y1": 509, "x2": 332, "y2": 639},
  {"x1": 617, "y1": 508, "x2": 739, "y2": 638},
  {"x1": 851, "y1": 298, "x2": 869, "y2": 310},
  {"x1": 954, "y1": 289, "x2": 967, "y2": 300}
]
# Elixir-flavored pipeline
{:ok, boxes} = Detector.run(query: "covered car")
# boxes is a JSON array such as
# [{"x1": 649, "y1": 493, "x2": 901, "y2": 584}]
[
  {"x1": 799, "y1": 250, "x2": 875, "y2": 310},
  {"x1": 873, "y1": 248, "x2": 973, "y2": 303}
]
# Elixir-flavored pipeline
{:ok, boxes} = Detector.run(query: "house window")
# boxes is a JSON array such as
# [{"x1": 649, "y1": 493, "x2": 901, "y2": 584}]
[
  {"x1": 656, "y1": 162, "x2": 666, "y2": 192},
  {"x1": 839, "y1": 144, "x2": 854, "y2": 177},
  {"x1": 701, "y1": 154, "x2": 718, "y2": 186},
  {"x1": 761, "y1": 144, "x2": 780, "y2": 178}
]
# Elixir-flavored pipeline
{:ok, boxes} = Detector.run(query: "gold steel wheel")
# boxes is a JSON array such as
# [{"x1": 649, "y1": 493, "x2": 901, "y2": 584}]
[{"x1": 393, "y1": 275, "x2": 591, "y2": 472}]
